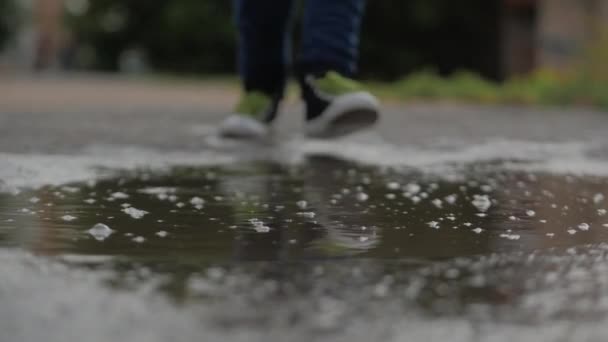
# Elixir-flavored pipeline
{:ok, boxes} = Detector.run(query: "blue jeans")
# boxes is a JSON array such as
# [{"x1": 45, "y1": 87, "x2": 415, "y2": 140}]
[{"x1": 234, "y1": 0, "x2": 366, "y2": 98}]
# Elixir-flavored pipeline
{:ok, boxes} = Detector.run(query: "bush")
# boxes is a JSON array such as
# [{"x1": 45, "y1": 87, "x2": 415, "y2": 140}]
[
  {"x1": 67, "y1": 0, "x2": 235, "y2": 73},
  {"x1": 67, "y1": 0, "x2": 501, "y2": 79},
  {"x1": 0, "y1": 0, "x2": 18, "y2": 49}
]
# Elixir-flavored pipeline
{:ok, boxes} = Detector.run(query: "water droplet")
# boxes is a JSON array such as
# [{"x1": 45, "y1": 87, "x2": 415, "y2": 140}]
[
  {"x1": 190, "y1": 197, "x2": 205, "y2": 206},
  {"x1": 249, "y1": 218, "x2": 270, "y2": 233},
  {"x1": 296, "y1": 200, "x2": 308, "y2": 209},
  {"x1": 499, "y1": 233, "x2": 520, "y2": 240},
  {"x1": 386, "y1": 182, "x2": 400, "y2": 190},
  {"x1": 122, "y1": 207, "x2": 148, "y2": 219},
  {"x1": 132, "y1": 236, "x2": 145, "y2": 243},
  {"x1": 61, "y1": 215, "x2": 77, "y2": 222},
  {"x1": 155, "y1": 231, "x2": 168, "y2": 237},
  {"x1": 578, "y1": 223, "x2": 590, "y2": 231},
  {"x1": 296, "y1": 212, "x2": 316, "y2": 219},
  {"x1": 110, "y1": 192, "x2": 129, "y2": 199},
  {"x1": 356, "y1": 192, "x2": 369, "y2": 202},
  {"x1": 404, "y1": 183, "x2": 421, "y2": 195},
  {"x1": 385, "y1": 193, "x2": 396, "y2": 200},
  {"x1": 471, "y1": 195, "x2": 491, "y2": 212},
  {"x1": 444, "y1": 194, "x2": 458, "y2": 204},
  {"x1": 138, "y1": 187, "x2": 176, "y2": 195},
  {"x1": 87, "y1": 223, "x2": 113, "y2": 241},
  {"x1": 594, "y1": 193, "x2": 605, "y2": 204}
]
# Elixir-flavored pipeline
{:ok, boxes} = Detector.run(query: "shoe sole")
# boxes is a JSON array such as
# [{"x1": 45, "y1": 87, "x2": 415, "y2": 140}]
[
  {"x1": 218, "y1": 114, "x2": 271, "y2": 140},
  {"x1": 306, "y1": 92, "x2": 380, "y2": 139}
]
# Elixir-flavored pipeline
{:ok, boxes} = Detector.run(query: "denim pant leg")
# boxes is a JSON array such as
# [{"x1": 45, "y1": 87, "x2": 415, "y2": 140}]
[
  {"x1": 233, "y1": 0, "x2": 295, "y2": 98},
  {"x1": 299, "y1": 0, "x2": 366, "y2": 78}
]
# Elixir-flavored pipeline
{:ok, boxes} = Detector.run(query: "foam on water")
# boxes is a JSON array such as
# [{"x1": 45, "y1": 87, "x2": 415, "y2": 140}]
[
  {"x1": 1, "y1": 138, "x2": 608, "y2": 193},
  {"x1": 3, "y1": 248, "x2": 608, "y2": 342},
  {"x1": 0, "y1": 147, "x2": 237, "y2": 192}
]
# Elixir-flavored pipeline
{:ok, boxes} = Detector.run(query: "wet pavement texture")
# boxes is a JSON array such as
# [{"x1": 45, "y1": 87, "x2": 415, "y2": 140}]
[{"x1": 3, "y1": 76, "x2": 608, "y2": 341}]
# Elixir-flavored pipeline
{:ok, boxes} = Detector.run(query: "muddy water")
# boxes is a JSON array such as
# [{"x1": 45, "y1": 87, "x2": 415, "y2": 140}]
[{"x1": 3, "y1": 157, "x2": 608, "y2": 341}]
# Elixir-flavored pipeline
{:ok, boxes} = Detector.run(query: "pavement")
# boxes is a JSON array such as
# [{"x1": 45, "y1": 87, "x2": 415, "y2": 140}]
[
  {"x1": 2, "y1": 73, "x2": 608, "y2": 154},
  {"x1": 3, "y1": 73, "x2": 608, "y2": 342}
]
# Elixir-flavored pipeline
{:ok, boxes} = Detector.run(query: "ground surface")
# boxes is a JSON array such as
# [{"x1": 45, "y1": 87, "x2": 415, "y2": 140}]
[{"x1": 3, "y1": 74, "x2": 608, "y2": 342}]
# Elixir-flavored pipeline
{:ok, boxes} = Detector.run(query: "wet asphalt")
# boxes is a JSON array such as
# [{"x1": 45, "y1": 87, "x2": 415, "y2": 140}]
[{"x1": 3, "y1": 75, "x2": 608, "y2": 342}]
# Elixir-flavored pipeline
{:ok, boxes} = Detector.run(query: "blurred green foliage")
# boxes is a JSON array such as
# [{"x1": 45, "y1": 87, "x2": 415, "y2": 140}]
[
  {"x1": 67, "y1": 0, "x2": 235, "y2": 72},
  {"x1": 0, "y1": 0, "x2": 17, "y2": 49},
  {"x1": 369, "y1": 38, "x2": 608, "y2": 111},
  {"x1": 368, "y1": 69, "x2": 564, "y2": 105},
  {"x1": 67, "y1": 0, "x2": 500, "y2": 79}
]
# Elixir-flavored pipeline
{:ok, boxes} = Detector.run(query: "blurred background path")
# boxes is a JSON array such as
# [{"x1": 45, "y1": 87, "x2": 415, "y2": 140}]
[{"x1": 2, "y1": 73, "x2": 608, "y2": 158}]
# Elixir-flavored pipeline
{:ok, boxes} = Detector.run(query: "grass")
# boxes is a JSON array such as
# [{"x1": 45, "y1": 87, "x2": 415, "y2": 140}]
[
  {"x1": 366, "y1": 68, "x2": 608, "y2": 110},
  {"x1": 366, "y1": 35, "x2": 608, "y2": 111}
]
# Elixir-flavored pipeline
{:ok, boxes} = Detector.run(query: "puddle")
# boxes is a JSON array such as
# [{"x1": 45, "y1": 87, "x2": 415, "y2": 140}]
[
  {"x1": 2, "y1": 156, "x2": 608, "y2": 260},
  {"x1": 3, "y1": 156, "x2": 608, "y2": 341}
]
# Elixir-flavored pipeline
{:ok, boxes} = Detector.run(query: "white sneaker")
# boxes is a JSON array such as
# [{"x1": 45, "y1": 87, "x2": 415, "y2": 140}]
[
  {"x1": 218, "y1": 91, "x2": 278, "y2": 139},
  {"x1": 302, "y1": 71, "x2": 380, "y2": 139},
  {"x1": 219, "y1": 114, "x2": 271, "y2": 139}
]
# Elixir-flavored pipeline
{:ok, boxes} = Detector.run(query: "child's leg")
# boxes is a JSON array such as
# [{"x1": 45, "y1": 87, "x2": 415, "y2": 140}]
[
  {"x1": 234, "y1": 0, "x2": 295, "y2": 98},
  {"x1": 219, "y1": 0, "x2": 295, "y2": 138},
  {"x1": 298, "y1": 0, "x2": 366, "y2": 78},
  {"x1": 297, "y1": 0, "x2": 379, "y2": 139}
]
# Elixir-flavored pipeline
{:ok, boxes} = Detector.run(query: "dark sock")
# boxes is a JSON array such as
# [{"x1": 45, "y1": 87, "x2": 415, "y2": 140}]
[{"x1": 298, "y1": 72, "x2": 331, "y2": 121}]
